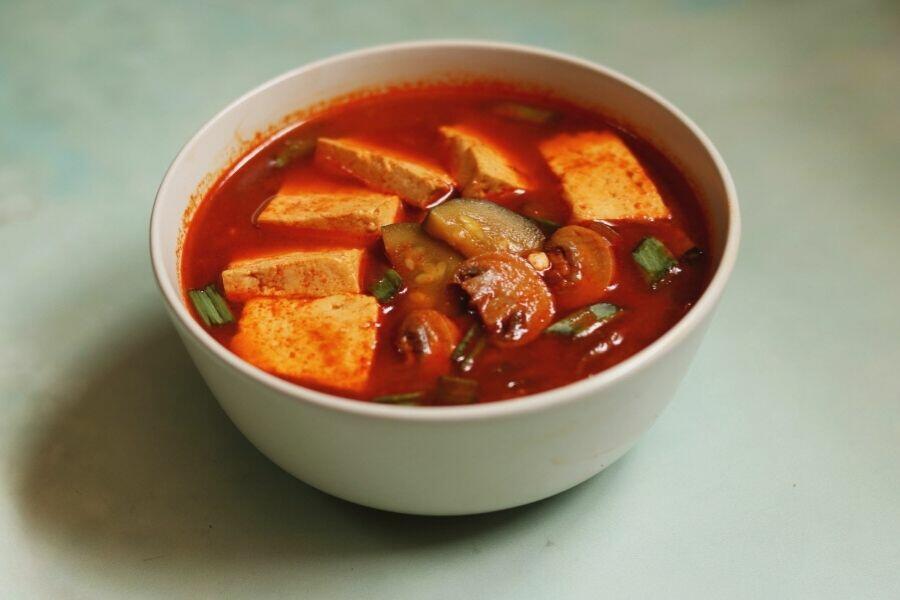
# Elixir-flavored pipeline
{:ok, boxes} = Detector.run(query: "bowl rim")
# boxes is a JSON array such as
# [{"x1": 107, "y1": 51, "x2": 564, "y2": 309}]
[{"x1": 150, "y1": 39, "x2": 740, "y2": 423}]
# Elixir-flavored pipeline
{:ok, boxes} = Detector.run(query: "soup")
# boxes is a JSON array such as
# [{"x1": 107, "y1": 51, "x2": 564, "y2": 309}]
[{"x1": 180, "y1": 84, "x2": 710, "y2": 405}]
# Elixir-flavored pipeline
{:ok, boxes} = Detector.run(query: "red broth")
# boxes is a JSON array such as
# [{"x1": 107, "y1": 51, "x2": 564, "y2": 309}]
[{"x1": 181, "y1": 84, "x2": 711, "y2": 404}]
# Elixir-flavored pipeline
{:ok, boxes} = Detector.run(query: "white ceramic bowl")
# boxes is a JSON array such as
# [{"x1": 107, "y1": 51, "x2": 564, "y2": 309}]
[{"x1": 150, "y1": 40, "x2": 739, "y2": 515}]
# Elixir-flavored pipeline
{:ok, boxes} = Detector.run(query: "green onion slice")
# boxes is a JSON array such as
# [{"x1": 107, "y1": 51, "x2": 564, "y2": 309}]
[
  {"x1": 271, "y1": 137, "x2": 316, "y2": 168},
  {"x1": 369, "y1": 269, "x2": 403, "y2": 303},
  {"x1": 435, "y1": 375, "x2": 478, "y2": 405},
  {"x1": 493, "y1": 102, "x2": 557, "y2": 124},
  {"x1": 546, "y1": 302, "x2": 620, "y2": 338},
  {"x1": 373, "y1": 391, "x2": 423, "y2": 405},
  {"x1": 188, "y1": 290, "x2": 216, "y2": 326},
  {"x1": 632, "y1": 237, "x2": 678, "y2": 284},
  {"x1": 451, "y1": 324, "x2": 486, "y2": 372},
  {"x1": 204, "y1": 285, "x2": 233, "y2": 322},
  {"x1": 458, "y1": 336, "x2": 486, "y2": 372},
  {"x1": 188, "y1": 285, "x2": 234, "y2": 327},
  {"x1": 451, "y1": 324, "x2": 479, "y2": 361}
]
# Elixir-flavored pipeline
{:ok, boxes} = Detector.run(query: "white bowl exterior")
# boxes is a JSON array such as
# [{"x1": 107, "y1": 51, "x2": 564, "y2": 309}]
[
  {"x1": 175, "y1": 310, "x2": 710, "y2": 514},
  {"x1": 151, "y1": 41, "x2": 738, "y2": 515}
]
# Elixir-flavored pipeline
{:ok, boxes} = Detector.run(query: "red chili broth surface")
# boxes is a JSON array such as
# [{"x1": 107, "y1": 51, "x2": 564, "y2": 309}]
[{"x1": 181, "y1": 84, "x2": 711, "y2": 404}]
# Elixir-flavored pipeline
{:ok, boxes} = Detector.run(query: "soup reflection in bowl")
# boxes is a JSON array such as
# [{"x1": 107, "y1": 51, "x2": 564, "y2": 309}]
[{"x1": 150, "y1": 41, "x2": 739, "y2": 515}]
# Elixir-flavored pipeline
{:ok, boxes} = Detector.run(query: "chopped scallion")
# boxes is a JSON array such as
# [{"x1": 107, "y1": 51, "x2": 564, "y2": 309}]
[
  {"x1": 369, "y1": 269, "x2": 403, "y2": 303},
  {"x1": 373, "y1": 391, "x2": 423, "y2": 405},
  {"x1": 451, "y1": 324, "x2": 479, "y2": 361},
  {"x1": 204, "y1": 285, "x2": 234, "y2": 322},
  {"x1": 632, "y1": 237, "x2": 677, "y2": 284},
  {"x1": 451, "y1": 324, "x2": 486, "y2": 371},
  {"x1": 188, "y1": 285, "x2": 234, "y2": 327},
  {"x1": 435, "y1": 375, "x2": 478, "y2": 405},
  {"x1": 271, "y1": 137, "x2": 316, "y2": 168},
  {"x1": 459, "y1": 336, "x2": 486, "y2": 372},
  {"x1": 493, "y1": 102, "x2": 557, "y2": 124},
  {"x1": 546, "y1": 302, "x2": 619, "y2": 338},
  {"x1": 188, "y1": 290, "x2": 215, "y2": 326}
]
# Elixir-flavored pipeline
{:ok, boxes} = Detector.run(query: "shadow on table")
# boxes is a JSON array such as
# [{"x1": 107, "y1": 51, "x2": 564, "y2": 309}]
[{"x1": 14, "y1": 309, "x2": 625, "y2": 575}]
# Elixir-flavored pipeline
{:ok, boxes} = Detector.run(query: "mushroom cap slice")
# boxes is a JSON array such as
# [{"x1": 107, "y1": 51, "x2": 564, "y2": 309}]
[{"x1": 454, "y1": 252, "x2": 555, "y2": 347}]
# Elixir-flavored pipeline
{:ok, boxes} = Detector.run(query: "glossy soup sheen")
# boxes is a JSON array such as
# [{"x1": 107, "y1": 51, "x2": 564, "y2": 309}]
[{"x1": 181, "y1": 84, "x2": 711, "y2": 404}]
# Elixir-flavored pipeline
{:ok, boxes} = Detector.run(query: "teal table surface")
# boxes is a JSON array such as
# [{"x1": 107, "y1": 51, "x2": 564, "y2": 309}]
[{"x1": 2, "y1": 1, "x2": 898, "y2": 598}]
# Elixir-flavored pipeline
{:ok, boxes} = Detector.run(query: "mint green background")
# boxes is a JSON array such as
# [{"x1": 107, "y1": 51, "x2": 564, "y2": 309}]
[{"x1": 2, "y1": 1, "x2": 898, "y2": 598}]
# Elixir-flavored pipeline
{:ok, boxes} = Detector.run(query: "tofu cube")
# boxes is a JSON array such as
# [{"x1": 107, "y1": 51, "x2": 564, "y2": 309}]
[
  {"x1": 232, "y1": 295, "x2": 379, "y2": 393},
  {"x1": 316, "y1": 137, "x2": 453, "y2": 208},
  {"x1": 222, "y1": 249, "x2": 362, "y2": 301},
  {"x1": 440, "y1": 126, "x2": 526, "y2": 197},
  {"x1": 540, "y1": 131, "x2": 670, "y2": 221},
  {"x1": 258, "y1": 191, "x2": 401, "y2": 235}
]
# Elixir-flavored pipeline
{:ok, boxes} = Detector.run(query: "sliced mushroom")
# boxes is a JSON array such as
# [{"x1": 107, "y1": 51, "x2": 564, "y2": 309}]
[
  {"x1": 454, "y1": 253, "x2": 554, "y2": 347},
  {"x1": 544, "y1": 225, "x2": 615, "y2": 310},
  {"x1": 395, "y1": 309, "x2": 460, "y2": 373},
  {"x1": 586, "y1": 220, "x2": 621, "y2": 242}
]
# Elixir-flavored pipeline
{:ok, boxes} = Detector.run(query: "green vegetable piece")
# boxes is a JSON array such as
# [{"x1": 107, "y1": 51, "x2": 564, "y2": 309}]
[
  {"x1": 271, "y1": 137, "x2": 316, "y2": 168},
  {"x1": 188, "y1": 286, "x2": 234, "y2": 327},
  {"x1": 373, "y1": 391, "x2": 423, "y2": 405},
  {"x1": 546, "y1": 302, "x2": 620, "y2": 338},
  {"x1": 203, "y1": 285, "x2": 234, "y2": 324},
  {"x1": 188, "y1": 290, "x2": 215, "y2": 327},
  {"x1": 632, "y1": 237, "x2": 678, "y2": 284},
  {"x1": 493, "y1": 102, "x2": 558, "y2": 124},
  {"x1": 450, "y1": 324, "x2": 480, "y2": 362},
  {"x1": 424, "y1": 198, "x2": 545, "y2": 257},
  {"x1": 435, "y1": 375, "x2": 478, "y2": 405},
  {"x1": 369, "y1": 269, "x2": 403, "y2": 303},
  {"x1": 458, "y1": 336, "x2": 486, "y2": 372},
  {"x1": 451, "y1": 324, "x2": 486, "y2": 371}
]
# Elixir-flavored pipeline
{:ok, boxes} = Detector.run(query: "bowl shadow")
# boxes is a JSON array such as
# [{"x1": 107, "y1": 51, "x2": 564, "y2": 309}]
[{"x1": 14, "y1": 308, "x2": 623, "y2": 581}]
